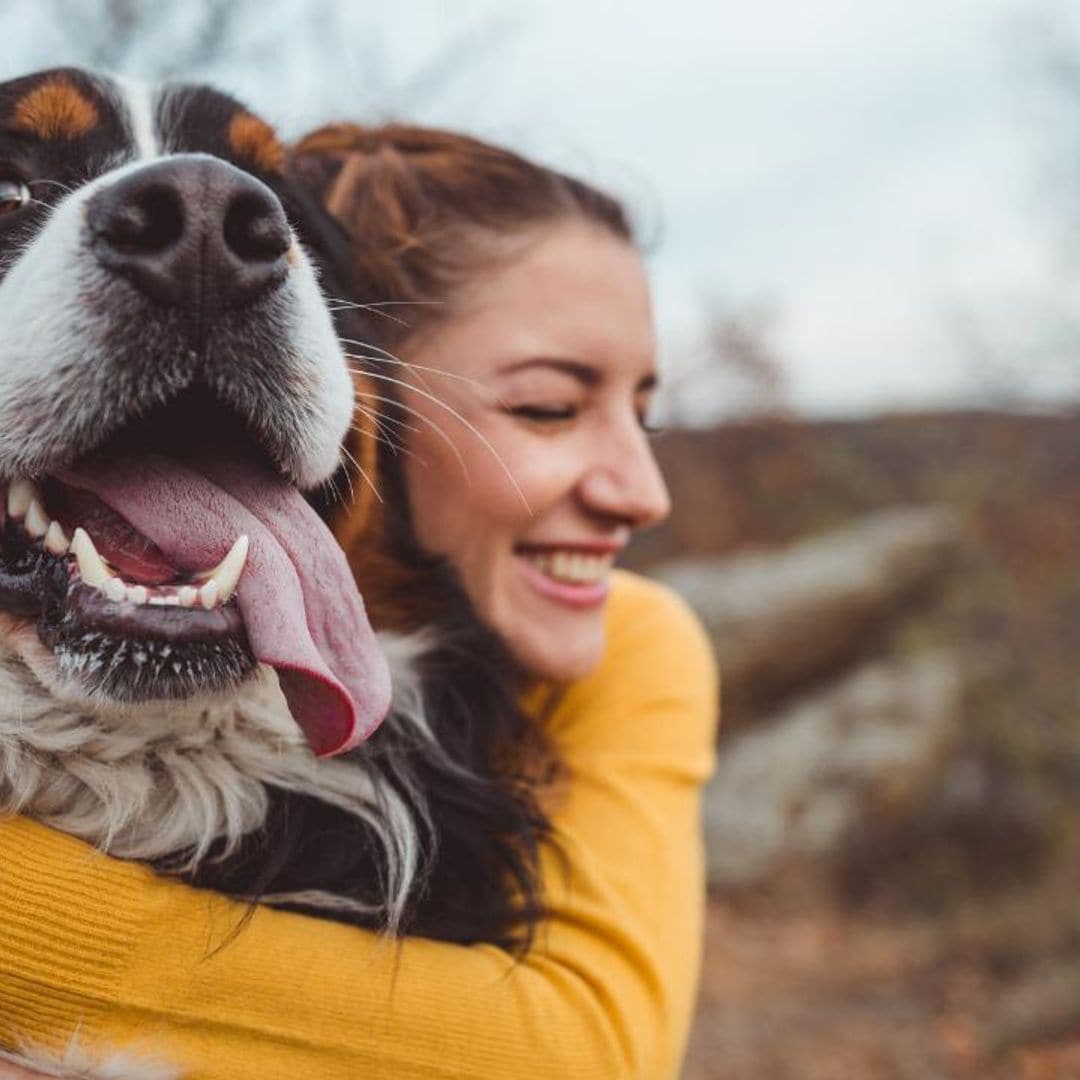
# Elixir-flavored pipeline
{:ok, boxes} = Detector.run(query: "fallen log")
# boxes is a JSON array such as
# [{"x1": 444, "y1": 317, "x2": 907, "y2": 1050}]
[
  {"x1": 652, "y1": 506, "x2": 965, "y2": 720},
  {"x1": 703, "y1": 650, "x2": 963, "y2": 889}
]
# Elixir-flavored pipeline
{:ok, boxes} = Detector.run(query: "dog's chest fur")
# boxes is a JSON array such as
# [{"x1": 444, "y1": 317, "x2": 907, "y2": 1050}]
[
  {"x1": 0, "y1": 619, "x2": 421, "y2": 875},
  {"x1": 3, "y1": 636, "x2": 310, "y2": 859}
]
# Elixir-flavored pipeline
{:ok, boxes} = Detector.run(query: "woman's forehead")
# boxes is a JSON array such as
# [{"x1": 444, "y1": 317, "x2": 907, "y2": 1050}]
[{"x1": 442, "y1": 221, "x2": 656, "y2": 375}]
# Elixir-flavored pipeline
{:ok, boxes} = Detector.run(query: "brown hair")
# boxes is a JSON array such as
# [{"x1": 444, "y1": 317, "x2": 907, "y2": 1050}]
[
  {"x1": 289, "y1": 122, "x2": 633, "y2": 354},
  {"x1": 290, "y1": 123, "x2": 635, "y2": 550},
  {"x1": 283, "y1": 125, "x2": 618, "y2": 948}
]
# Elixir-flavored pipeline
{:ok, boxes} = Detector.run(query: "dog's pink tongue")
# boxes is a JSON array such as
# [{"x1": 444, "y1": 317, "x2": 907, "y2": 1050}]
[{"x1": 61, "y1": 454, "x2": 391, "y2": 757}]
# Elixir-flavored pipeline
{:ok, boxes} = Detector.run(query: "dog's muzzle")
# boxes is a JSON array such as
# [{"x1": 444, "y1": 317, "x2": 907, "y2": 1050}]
[{"x1": 0, "y1": 142, "x2": 385, "y2": 755}]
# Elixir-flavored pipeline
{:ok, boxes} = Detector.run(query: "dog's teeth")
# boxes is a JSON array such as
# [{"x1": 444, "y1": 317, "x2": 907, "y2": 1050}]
[
  {"x1": 7, "y1": 479, "x2": 38, "y2": 519},
  {"x1": 44, "y1": 520, "x2": 70, "y2": 556},
  {"x1": 202, "y1": 535, "x2": 248, "y2": 603},
  {"x1": 127, "y1": 584, "x2": 148, "y2": 605},
  {"x1": 198, "y1": 580, "x2": 220, "y2": 610},
  {"x1": 177, "y1": 585, "x2": 198, "y2": 608},
  {"x1": 25, "y1": 499, "x2": 49, "y2": 539},
  {"x1": 70, "y1": 528, "x2": 111, "y2": 589},
  {"x1": 104, "y1": 577, "x2": 127, "y2": 603}
]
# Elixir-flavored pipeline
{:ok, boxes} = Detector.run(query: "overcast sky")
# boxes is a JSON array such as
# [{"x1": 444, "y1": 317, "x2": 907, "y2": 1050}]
[{"x1": 3, "y1": 0, "x2": 1079, "y2": 417}]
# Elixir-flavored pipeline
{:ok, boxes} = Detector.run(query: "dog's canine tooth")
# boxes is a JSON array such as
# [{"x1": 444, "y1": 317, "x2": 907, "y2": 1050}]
[
  {"x1": 44, "y1": 520, "x2": 71, "y2": 556},
  {"x1": 70, "y1": 527, "x2": 112, "y2": 589},
  {"x1": 104, "y1": 576, "x2": 127, "y2": 603},
  {"x1": 7, "y1": 478, "x2": 38, "y2": 519},
  {"x1": 25, "y1": 498, "x2": 50, "y2": 539},
  {"x1": 202, "y1": 535, "x2": 249, "y2": 602},
  {"x1": 198, "y1": 579, "x2": 220, "y2": 610}
]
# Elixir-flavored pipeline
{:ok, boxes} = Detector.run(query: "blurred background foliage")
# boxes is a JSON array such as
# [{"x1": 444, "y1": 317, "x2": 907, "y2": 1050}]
[{"x1": 4, "y1": 1, "x2": 1080, "y2": 1075}]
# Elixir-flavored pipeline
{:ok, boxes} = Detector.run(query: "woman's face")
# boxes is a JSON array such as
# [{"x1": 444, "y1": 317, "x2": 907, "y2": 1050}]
[{"x1": 396, "y1": 220, "x2": 670, "y2": 682}]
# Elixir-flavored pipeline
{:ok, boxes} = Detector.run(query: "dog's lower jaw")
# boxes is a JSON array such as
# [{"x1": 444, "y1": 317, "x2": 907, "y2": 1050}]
[
  {"x1": 0, "y1": 619, "x2": 415, "y2": 874},
  {"x1": 0, "y1": 615, "x2": 293, "y2": 855}
]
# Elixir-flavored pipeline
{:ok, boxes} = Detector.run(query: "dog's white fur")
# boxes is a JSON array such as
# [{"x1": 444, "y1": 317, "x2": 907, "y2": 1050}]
[
  {"x1": 0, "y1": 613, "x2": 432, "y2": 919},
  {"x1": 0, "y1": 1041, "x2": 178, "y2": 1080},
  {"x1": 0, "y1": 624, "x2": 443, "y2": 1078},
  {"x1": 0, "y1": 152, "x2": 352, "y2": 489}
]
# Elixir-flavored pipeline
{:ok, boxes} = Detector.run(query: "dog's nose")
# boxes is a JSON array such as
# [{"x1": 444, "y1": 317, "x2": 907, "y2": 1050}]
[{"x1": 87, "y1": 156, "x2": 291, "y2": 314}]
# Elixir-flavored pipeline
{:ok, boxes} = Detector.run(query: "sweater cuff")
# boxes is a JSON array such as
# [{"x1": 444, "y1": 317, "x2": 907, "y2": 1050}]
[{"x1": 0, "y1": 817, "x2": 146, "y2": 1044}]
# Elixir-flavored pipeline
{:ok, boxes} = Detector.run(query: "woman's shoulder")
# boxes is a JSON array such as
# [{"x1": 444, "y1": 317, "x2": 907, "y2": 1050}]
[
  {"x1": 545, "y1": 571, "x2": 719, "y2": 762},
  {"x1": 606, "y1": 568, "x2": 707, "y2": 640},
  {"x1": 602, "y1": 570, "x2": 716, "y2": 682}
]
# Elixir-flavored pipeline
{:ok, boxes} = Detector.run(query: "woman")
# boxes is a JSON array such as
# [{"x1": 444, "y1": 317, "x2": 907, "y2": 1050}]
[{"x1": 0, "y1": 125, "x2": 718, "y2": 1079}]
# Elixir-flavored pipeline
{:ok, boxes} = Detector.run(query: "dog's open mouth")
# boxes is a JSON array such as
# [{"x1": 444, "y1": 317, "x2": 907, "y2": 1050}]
[
  {"x1": 0, "y1": 390, "x2": 390, "y2": 757},
  {"x1": 1, "y1": 472, "x2": 254, "y2": 697}
]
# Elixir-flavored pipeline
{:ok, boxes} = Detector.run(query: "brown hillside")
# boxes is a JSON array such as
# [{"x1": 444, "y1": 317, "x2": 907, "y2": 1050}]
[{"x1": 643, "y1": 412, "x2": 1080, "y2": 1078}]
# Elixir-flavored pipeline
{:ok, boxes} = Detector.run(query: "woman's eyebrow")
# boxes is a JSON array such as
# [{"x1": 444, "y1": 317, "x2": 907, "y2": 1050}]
[
  {"x1": 498, "y1": 359, "x2": 659, "y2": 393},
  {"x1": 497, "y1": 357, "x2": 600, "y2": 386}
]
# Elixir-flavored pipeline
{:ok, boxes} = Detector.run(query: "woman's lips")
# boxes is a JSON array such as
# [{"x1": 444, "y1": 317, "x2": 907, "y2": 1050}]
[{"x1": 514, "y1": 546, "x2": 614, "y2": 609}]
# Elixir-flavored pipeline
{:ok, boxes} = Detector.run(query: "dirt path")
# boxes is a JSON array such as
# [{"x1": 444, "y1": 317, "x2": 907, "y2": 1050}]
[{"x1": 684, "y1": 887, "x2": 1080, "y2": 1080}]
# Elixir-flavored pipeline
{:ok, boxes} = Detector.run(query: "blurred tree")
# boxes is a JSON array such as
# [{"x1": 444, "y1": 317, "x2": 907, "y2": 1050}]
[
  {"x1": 951, "y1": 3, "x2": 1080, "y2": 409},
  {"x1": 659, "y1": 296, "x2": 791, "y2": 427},
  {"x1": 2, "y1": 0, "x2": 520, "y2": 127},
  {"x1": 46, "y1": 0, "x2": 267, "y2": 76}
]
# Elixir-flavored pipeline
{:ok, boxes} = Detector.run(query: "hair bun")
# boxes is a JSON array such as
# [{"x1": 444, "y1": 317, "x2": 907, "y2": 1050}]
[{"x1": 287, "y1": 121, "x2": 632, "y2": 353}]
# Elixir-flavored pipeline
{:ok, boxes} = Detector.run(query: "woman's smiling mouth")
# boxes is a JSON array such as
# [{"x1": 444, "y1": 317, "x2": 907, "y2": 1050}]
[{"x1": 514, "y1": 543, "x2": 619, "y2": 608}]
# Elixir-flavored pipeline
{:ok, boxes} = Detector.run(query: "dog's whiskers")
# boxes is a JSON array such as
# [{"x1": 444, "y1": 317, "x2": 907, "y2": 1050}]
[
  {"x1": 323, "y1": 470, "x2": 346, "y2": 509},
  {"x1": 349, "y1": 418, "x2": 429, "y2": 470},
  {"x1": 350, "y1": 369, "x2": 529, "y2": 512},
  {"x1": 352, "y1": 404, "x2": 415, "y2": 460},
  {"x1": 341, "y1": 340, "x2": 487, "y2": 391},
  {"x1": 354, "y1": 389, "x2": 469, "y2": 479},
  {"x1": 326, "y1": 297, "x2": 444, "y2": 329},
  {"x1": 338, "y1": 440, "x2": 382, "y2": 504},
  {"x1": 355, "y1": 401, "x2": 421, "y2": 442}
]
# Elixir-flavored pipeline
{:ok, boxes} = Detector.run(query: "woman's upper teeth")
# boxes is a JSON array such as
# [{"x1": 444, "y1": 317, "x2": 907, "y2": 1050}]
[
  {"x1": 6, "y1": 477, "x2": 248, "y2": 610},
  {"x1": 523, "y1": 549, "x2": 613, "y2": 584}
]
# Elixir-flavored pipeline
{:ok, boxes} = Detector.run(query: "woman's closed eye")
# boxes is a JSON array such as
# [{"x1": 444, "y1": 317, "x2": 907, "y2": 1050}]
[
  {"x1": 507, "y1": 401, "x2": 663, "y2": 435},
  {"x1": 507, "y1": 403, "x2": 578, "y2": 423}
]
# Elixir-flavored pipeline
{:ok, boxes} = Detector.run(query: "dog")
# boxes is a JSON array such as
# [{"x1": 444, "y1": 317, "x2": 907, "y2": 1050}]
[{"x1": 0, "y1": 68, "x2": 549, "y2": 1078}]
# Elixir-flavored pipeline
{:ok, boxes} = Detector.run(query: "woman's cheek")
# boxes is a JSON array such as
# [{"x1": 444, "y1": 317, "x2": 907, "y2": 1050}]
[{"x1": 500, "y1": 443, "x2": 582, "y2": 518}]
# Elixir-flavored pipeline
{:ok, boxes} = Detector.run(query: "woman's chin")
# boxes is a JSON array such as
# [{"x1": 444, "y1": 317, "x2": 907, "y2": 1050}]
[
  {"x1": 498, "y1": 573, "x2": 607, "y2": 682},
  {"x1": 513, "y1": 630, "x2": 605, "y2": 683}
]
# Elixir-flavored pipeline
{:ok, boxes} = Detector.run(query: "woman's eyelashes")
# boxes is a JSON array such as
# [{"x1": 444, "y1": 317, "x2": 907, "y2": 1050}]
[
  {"x1": 506, "y1": 403, "x2": 578, "y2": 424},
  {"x1": 504, "y1": 402, "x2": 662, "y2": 433}
]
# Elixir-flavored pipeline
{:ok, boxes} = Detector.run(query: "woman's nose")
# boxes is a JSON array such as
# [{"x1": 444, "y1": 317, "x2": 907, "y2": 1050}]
[{"x1": 578, "y1": 424, "x2": 671, "y2": 528}]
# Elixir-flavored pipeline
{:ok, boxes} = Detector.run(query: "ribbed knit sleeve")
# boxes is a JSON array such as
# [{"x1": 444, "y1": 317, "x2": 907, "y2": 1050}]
[{"x1": 0, "y1": 572, "x2": 718, "y2": 1080}]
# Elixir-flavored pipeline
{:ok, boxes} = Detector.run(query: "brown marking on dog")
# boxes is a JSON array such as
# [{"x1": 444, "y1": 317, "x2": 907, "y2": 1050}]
[
  {"x1": 9, "y1": 77, "x2": 98, "y2": 140},
  {"x1": 229, "y1": 111, "x2": 285, "y2": 174}
]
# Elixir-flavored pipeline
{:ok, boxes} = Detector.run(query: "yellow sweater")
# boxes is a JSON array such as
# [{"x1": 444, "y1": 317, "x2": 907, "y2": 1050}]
[{"x1": 0, "y1": 572, "x2": 718, "y2": 1079}]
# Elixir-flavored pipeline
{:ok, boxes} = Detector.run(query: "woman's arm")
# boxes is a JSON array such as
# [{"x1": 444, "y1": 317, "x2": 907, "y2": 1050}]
[{"x1": 0, "y1": 574, "x2": 717, "y2": 1080}]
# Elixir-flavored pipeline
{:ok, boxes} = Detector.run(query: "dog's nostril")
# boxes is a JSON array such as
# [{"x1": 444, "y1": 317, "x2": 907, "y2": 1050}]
[
  {"x1": 224, "y1": 192, "x2": 290, "y2": 263},
  {"x1": 100, "y1": 186, "x2": 184, "y2": 255},
  {"x1": 89, "y1": 157, "x2": 291, "y2": 313}
]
